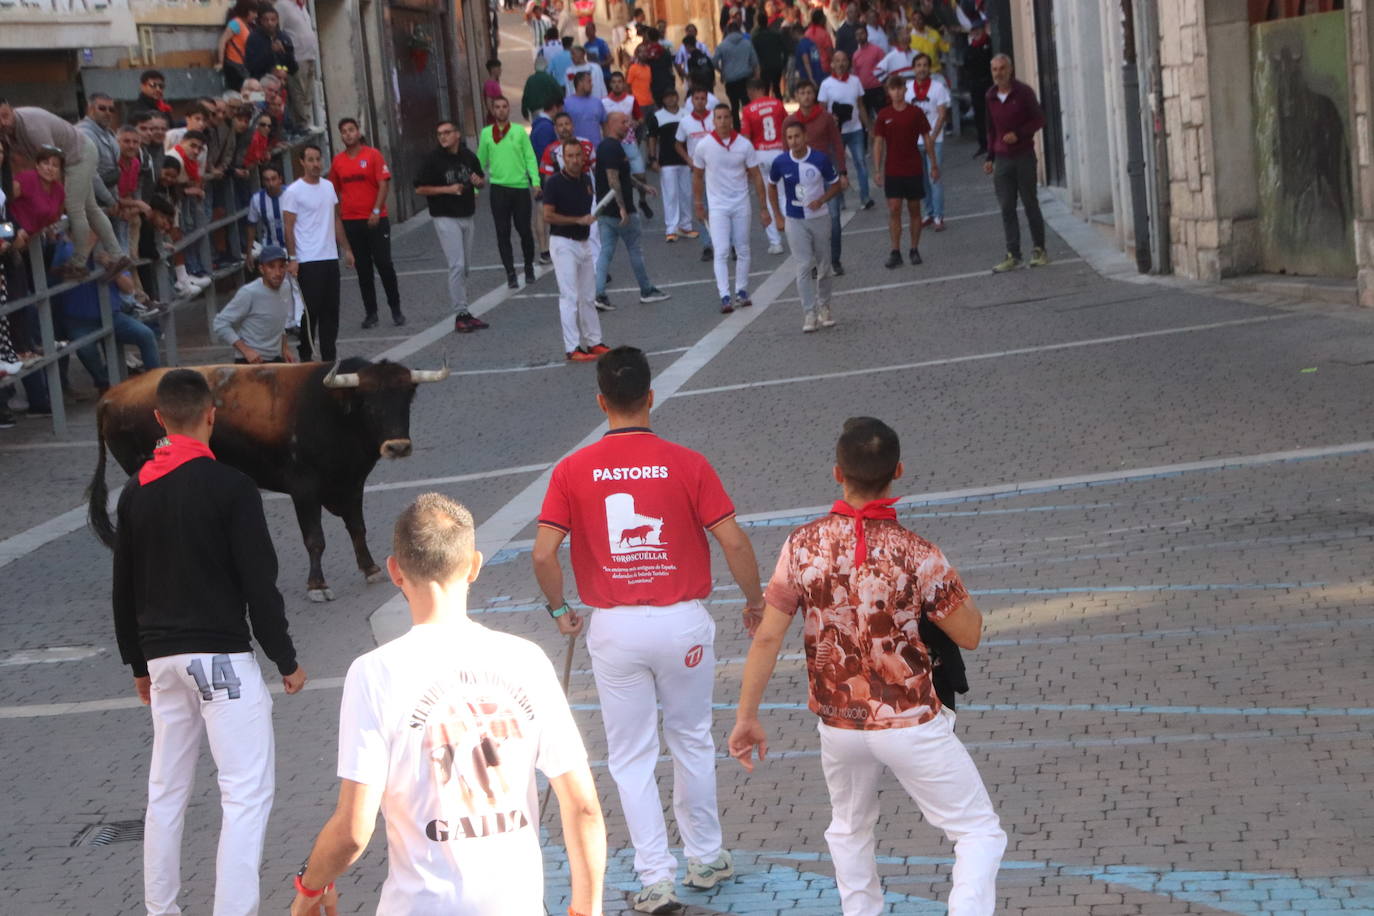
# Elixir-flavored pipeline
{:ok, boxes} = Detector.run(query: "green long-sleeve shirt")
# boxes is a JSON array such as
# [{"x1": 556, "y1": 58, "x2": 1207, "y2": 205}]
[{"x1": 476, "y1": 123, "x2": 540, "y2": 189}]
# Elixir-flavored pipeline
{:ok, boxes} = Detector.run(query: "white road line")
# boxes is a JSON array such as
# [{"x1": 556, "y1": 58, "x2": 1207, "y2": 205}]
[
  {"x1": 0, "y1": 487, "x2": 120, "y2": 571},
  {"x1": 510, "y1": 270, "x2": 775, "y2": 300},
  {"x1": 367, "y1": 209, "x2": 866, "y2": 644},
  {"x1": 0, "y1": 646, "x2": 104, "y2": 667},
  {"x1": 770, "y1": 259, "x2": 1085, "y2": 305},
  {"x1": 843, "y1": 208, "x2": 1002, "y2": 235},
  {"x1": 444, "y1": 346, "x2": 690, "y2": 378},
  {"x1": 675, "y1": 312, "x2": 1305, "y2": 398}
]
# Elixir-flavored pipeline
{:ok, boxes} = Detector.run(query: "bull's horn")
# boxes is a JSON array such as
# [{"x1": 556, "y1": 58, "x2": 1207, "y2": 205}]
[
  {"x1": 322, "y1": 360, "x2": 361, "y2": 389},
  {"x1": 410, "y1": 365, "x2": 451, "y2": 384}
]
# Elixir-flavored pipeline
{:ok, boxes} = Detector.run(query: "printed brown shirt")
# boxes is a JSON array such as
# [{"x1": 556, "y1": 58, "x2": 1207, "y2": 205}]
[{"x1": 764, "y1": 514, "x2": 968, "y2": 730}]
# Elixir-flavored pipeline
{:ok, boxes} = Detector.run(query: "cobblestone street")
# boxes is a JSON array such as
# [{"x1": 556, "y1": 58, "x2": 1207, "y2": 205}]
[{"x1": 1, "y1": 129, "x2": 1372, "y2": 915}]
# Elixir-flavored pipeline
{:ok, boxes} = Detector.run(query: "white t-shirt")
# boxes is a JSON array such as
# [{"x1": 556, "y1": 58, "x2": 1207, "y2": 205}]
[
  {"x1": 905, "y1": 78, "x2": 951, "y2": 146},
  {"x1": 674, "y1": 108, "x2": 717, "y2": 162},
  {"x1": 337, "y1": 622, "x2": 587, "y2": 916},
  {"x1": 691, "y1": 131, "x2": 761, "y2": 211},
  {"x1": 280, "y1": 178, "x2": 339, "y2": 264},
  {"x1": 819, "y1": 74, "x2": 866, "y2": 135}
]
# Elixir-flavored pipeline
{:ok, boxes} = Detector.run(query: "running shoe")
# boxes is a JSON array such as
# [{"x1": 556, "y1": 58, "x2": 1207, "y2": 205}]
[
  {"x1": 538, "y1": 250, "x2": 552, "y2": 265},
  {"x1": 884, "y1": 250, "x2": 902, "y2": 269},
  {"x1": 767, "y1": 242, "x2": 784, "y2": 255},
  {"x1": 586, "y1": 343, "x2": 611, "y2": 355},
  {"x1": 734, "y1": 289, "x2": 752, "y2": 308},
  {"x1": 720, "y1": 295, "x2": 735, "y2": 314},
  {"x1": 818, "y1": 304, "x2": 836, "y2": 328},
  {"x1": 908, "y1": 247, "x2": 923, "y2": 266},
  {"x1": 701, "y1": 246, "x2": 713, "y2": 262},
  {"x1": 453, "y1": 313, "x2": 475, "y2": 333},
  {"x1": 992, "y1": 253, "x2": 1022, "y2": 273},
  {"x1": 1029, "y1": 247, "x2": 1051, "y2": 268},
  {"x1": 684, "y1": 851, "x2": 735, "y2": 890},
  {"x1": 802, "y1": 310, "x2": 819, "y2": 333},
  {"x1": 595, "y1": 295, "x2": 616, "y2": 312},
  {"x1": 861, "y1": 199, "x2": 875, "y2": 210},
  {"x1": 566, "y1": 348, "x2": 598, "y2": 362},
  {"x1": 631, "y1": 880, "x2": 680, "y2": 914},
  {"x1": 639, "y1": 288, "x2": 670, "y2": 303},
  {"x1": 465, "y1": 313, "x2": 490, "y2": 330},
  {"x1": 665, "y1": 234, "x2": 678, "y2": 243},
  {"x1": 681, "y1": 229, "x2": 700, "y2": 239}
]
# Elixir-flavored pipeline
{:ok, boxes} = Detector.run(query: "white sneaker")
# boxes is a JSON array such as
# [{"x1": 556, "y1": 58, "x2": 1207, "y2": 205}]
[
  {"x1": 188, "y1": 274, "x2": 213, "y2": 290},
  {"x1": 684, "y1": 850, "x2": 734, "y2": 890},
  {"x1": 818, "y1": 304, "x2": 835, "y2": 328},
  {"x1": 631, "y1": 879, "x2": 680, "y2": 913},
  {"x1": 802, "y1": 310, "x2": 818, "y2": 333},
  {"x1": 767, "y1": 242, "x2": 784, "y2": 255},
  {"x1": 173, "y1": 279, "x2": 199, "y2": 297}
]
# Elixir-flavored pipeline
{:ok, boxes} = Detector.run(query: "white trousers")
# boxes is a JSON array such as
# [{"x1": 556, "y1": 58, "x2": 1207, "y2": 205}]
[
  {"x1": 550, "y1": 234, "x2": 602, "y2": 353},
  {"x1": 819, "y1": 711, "x2": 1005, "y2": 916},
  {"x1": 660, "y1": 165, "x2": 693, "y2": 236},
  {"x1": 432, "y1": 215, "x2": 475, "y2": 312},
  {"x1": 144, "y1": 652, "x2": 276, "y2": 916},
  {"x1": 586, "y1": 600, "x2": 722, "y2": 885},
  {"x1": 708, "y1": 204, "x2": 752, "y2": 299}
]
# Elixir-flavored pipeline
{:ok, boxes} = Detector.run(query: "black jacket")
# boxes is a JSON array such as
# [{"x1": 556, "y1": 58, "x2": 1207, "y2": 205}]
[
  {"x1": 112, "y1": 456, "x2": 297, "y2": 677},
  {"x1": 244, "y1": 27, "x2": 298, "y2": 80}
]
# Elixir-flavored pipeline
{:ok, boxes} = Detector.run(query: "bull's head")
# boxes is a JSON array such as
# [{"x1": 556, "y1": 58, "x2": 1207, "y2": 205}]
[{"x1": 322, "y1": 359, "x2": 450, "y2": 459}]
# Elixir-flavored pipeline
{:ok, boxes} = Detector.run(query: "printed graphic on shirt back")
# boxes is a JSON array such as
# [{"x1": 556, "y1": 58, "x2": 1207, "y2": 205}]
[
  {"x1": 606, "y1": 492, "x2": 666, "y2": 556},
  {"x1": 410, "y1": 670, "x2": 535, "y2": 843}
]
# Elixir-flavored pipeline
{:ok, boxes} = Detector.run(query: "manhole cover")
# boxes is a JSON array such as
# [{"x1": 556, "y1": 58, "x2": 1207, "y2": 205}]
[{"x1": 73, "y1": 820, "x2": 144, "y2": 847}]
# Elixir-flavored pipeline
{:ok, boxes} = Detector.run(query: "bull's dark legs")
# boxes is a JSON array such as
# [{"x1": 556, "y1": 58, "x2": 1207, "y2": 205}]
[
  {"x1": 291, "y1": 493, "x2": 333, "y2": 601},
  {"x1": 336, "y1": 494, "x2": 384, "y2": 583}
]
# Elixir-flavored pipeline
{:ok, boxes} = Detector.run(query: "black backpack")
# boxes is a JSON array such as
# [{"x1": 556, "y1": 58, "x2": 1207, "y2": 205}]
[{"x1": 687, "y1": 47, "x2": 715, "y2": 88}]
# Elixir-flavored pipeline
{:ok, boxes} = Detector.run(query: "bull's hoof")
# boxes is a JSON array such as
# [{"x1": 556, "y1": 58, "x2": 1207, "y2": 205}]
[
  {"x1": 307, "y1": 588, "x2": 335, "y2": 602},
  {"x1": 365, "y1": 569, "x2": 388, "y2": 584}
]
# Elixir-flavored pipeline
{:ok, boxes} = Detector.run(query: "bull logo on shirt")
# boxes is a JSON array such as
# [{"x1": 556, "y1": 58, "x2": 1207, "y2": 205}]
[
  {"x1": 605, "y1": 493, "x2": 667, "y2": 558},
  {"x1": 422, "y1": 696, "x2": 530, "y2": 841}
]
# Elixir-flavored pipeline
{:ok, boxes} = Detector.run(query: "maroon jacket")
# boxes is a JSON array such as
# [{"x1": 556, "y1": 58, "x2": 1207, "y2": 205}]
[
  {"x1": 985, "y1": 80, "x2": 1045, "y2": 162},
  {"x1": 784, "y1": 105, "x2": 847, "y2": 174}
]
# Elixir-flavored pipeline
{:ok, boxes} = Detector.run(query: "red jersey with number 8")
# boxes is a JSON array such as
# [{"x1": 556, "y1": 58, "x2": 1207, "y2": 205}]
[
  {"x1": 538, "y1": 428, "x2": 736, "y2": 609},
  {"x1": 741, "y1": 97, "x2": 787, "y2": 152}
]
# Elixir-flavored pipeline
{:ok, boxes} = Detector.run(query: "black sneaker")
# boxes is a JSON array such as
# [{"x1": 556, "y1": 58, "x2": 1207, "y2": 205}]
[
  {"x1": 862, "y1": 199, "x2": 876, "y2": 211},
  {"x1": 538, "y1": 250, "x2": 552, "y2": 265},
  {"x1": 595, "y1": 295, "x2": 616, "y2": 312},
  {"x1": 362, "y1": 313, "x2": 380, "y2": 329},
  {"x1": 506, "y1": 271, "x2": 519, "y2": 289},
  {"x1": 832, "y1": 260, "x2": 845, "y2": 277},
  {"x1": 453, "y1": 313, "x2": 475, "y2": 334},
  {"x1": 884, "y1": 250, "x2": 902, "y2": 269},
  {"x1": 466, "y1": 311, "x2": 490, "y2": 330},
  {"x1": 908, "y1": 247, "x2": 923, "y2": 266},
  {"x1": 392, "y1": 311, "x2": 407, "y2": 327},
  {"x1": 701, "y1": 247, "x2": 713, "y2": 262},
  {"x1": 524, "y1": 265, "x2": 537, "y2": 284}
]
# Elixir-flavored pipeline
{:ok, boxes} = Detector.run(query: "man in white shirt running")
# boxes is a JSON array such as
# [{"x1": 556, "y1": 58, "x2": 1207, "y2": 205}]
[
  {"x1": 289, "y1": 493, "x2": 606, "y2": 916},
  {"x1": 282, "y1": 143, "x2": 353, "y2": 361},
  {"x1": 692, "y1": 104, "x2": 770, "y2": 314}
]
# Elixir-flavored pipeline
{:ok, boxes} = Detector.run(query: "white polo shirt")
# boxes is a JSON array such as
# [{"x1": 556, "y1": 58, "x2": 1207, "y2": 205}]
[{"x1": 691, "y1": 130, "x2": 761, "y2": 212}]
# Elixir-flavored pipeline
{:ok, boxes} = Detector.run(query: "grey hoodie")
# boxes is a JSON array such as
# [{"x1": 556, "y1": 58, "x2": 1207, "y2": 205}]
[{"x1": 713, "y1": 31, "x2": 759, "y2": 84}]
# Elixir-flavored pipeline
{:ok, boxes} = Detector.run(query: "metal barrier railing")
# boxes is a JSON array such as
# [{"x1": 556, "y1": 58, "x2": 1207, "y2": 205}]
[{"x1": 0, "y1": 129, "x2": 324, "y2": 437}]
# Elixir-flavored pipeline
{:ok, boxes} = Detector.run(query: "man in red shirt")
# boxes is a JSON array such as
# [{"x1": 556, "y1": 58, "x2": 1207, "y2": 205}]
[
  {"x1": 805, "y1": 8, "x2": 835, "y2": 77},
  {"x1": 533, "y1": 346, "x2": 765, "y2": 914},
  {"x1": 739, "y1": 78, "x2": 788, "y2": 255},
  {"x1": 872, "y1": 75, "x2": 939, "y2": 269},
  {"x1": 730, "y1": 416, "x2": 1005, "y2": 915},
  {"x1": 330, "y1": 117, "x2": 405, "y2": 328}
]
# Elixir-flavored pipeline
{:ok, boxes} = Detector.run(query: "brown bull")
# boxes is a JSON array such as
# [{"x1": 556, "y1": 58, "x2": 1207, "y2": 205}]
[{"x1": 88, "y1": 358, "x2": 449, "y2": 601}]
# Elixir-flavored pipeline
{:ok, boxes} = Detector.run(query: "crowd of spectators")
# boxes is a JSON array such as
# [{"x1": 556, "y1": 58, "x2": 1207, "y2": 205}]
[{"x1": 0, "y1": 0, "x2": 321, "y2": 428}]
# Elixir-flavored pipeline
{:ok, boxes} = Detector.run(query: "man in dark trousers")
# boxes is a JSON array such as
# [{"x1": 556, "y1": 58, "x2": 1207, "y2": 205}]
[
  {"x1": 111, "y1": 369, "x2": 307, "y2": 916},
  {"x1": 984, "y1": 53, "x2": 1049, "y2": 273}
]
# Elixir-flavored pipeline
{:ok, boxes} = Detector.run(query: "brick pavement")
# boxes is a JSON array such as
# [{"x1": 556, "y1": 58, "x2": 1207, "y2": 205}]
[{"x1": 1, "y1": 85, "x2": 1373, "y2": 914}]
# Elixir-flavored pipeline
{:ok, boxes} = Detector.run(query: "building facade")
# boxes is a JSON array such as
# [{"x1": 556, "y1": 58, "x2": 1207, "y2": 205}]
[{"x1": 1012, "y1": 0, "x2": 1374, "y2": 306}]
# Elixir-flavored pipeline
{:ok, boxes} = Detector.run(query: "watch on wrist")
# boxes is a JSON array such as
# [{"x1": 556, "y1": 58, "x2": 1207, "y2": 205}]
[
  {"x1": 371, "y1": 207, "x2": 382, "y2": 215},
  {"x1": 547, "y1": 602, "x2": 570, "y2": 619}
]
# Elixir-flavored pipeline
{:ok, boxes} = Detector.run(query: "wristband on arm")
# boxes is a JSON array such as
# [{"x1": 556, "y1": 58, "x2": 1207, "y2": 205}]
[{"x1": 294, "y1": 866, "x2": 334, "y2": 897}]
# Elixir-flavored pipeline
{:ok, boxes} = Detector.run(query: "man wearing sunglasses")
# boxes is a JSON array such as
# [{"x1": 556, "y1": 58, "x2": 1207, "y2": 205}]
[
  {"x1": 77, "y1": 93, "x2": 122, "y2": 206},
  {"x1": 131, "y1": 70, "x2": 173, "y2": 117}
]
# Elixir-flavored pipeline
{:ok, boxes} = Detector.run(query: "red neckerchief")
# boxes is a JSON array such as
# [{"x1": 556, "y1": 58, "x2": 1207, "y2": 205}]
[
  {"x1": 492, "y1": 122, "x2": 511, "y2": 144},
  {"x1": 139, "y1": 434, "x2": 216, "y2": 485},
  {"x1": 608, "y1": 91, "x2": 631, "y2": 102},
  {"x1": 792, "y1": 104, "x2": 824, "y2": 125},
  {"x1": 912, "y1": 78, "x2": 933, "y2": 102},
  {"x1": 710, "y1": 130, "x2": 739, "y2": 149},
  {"x1": 175, "y1": 145, "x2": 201, "y2": 183},
  {"x1": 689, "y1": 108, "x2": 711, "y2": 128},
  {"x1": 831, "y1": 498, "x2": 898, "y2": 567}
]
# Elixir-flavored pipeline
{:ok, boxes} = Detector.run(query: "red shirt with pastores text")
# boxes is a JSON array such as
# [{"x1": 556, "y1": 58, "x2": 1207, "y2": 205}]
[
  {"x1": 538, "y1": 427, "x2": 736, "y2": 609},
  {"x1": 329, "y1": 145, "x2": 392, "y2": 220}
]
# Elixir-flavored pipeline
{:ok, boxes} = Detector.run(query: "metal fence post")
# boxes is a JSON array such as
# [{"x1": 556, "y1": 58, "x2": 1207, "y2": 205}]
[
  {"x1": 97, "y1": 279, "x2": 123, "y2": 388},
  {"x1": 28, "y1": 241, "x2": 66, "y2": 437}
]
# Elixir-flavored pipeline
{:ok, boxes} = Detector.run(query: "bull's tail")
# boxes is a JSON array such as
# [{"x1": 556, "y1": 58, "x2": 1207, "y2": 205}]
[{"x1": 87, "y1": 402, "x2": 116, "y2": 549}]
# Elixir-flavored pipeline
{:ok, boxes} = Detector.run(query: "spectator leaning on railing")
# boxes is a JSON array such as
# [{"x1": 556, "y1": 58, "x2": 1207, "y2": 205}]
[
  {"x1": 0, "y1": 99, "x2": 129, "y2": 281},
  {"x1": 77, "y1": 93, "x2": 122, "y2": 210},
  {"x1": 50, "y1": 237, "x2": 161, "y2": 393}
]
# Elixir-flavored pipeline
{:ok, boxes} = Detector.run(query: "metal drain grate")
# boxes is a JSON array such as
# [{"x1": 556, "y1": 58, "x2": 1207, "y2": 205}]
[{"x1": 73, "y1": 820, "x2": 144, "y2": 847}]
